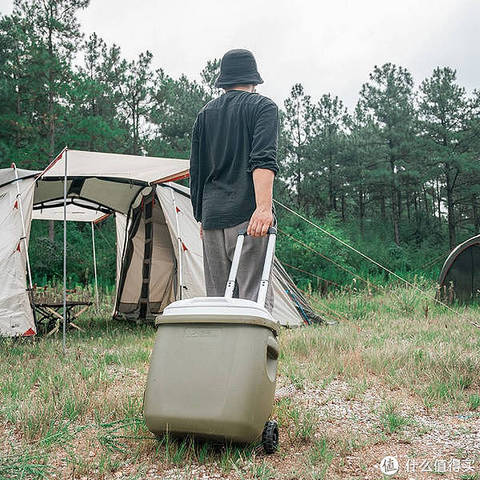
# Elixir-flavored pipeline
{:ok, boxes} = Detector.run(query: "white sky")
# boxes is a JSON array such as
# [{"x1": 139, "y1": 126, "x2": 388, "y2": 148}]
[{"x1": 1, "y1": 0, "x2": 479, "y2": 109}]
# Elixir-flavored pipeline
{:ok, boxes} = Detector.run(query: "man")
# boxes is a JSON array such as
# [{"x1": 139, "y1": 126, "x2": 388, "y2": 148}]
[{"x1": 189, "y1": 49, "x2": 279, "y2": 312}]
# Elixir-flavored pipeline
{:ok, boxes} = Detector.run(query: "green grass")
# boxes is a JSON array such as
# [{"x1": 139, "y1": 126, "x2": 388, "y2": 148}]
[
  {"x1": 287, "y1": 406, "x2": 318, "y2": 442},
  {"x1": 0, "y1": 452, "x2": 53, "y2": 480},
  {"x1": 468, "y1": 394, "x2": 480, "y2": 411},
  {"x1": 251, "y1": 461, "x2": 276, "y2": 479},
  {"x1": 307, "y1": 437, "x2": 335, "y2": 480},
  {"x1": 282, "y1": 285, "x2": 480, "y2": 411},
  {"x1": 0, "y1": 284, "x2": 479, "y2": 478},
  {"x1": 379, "y1": 402, "x2": 411, "y2": 434}
]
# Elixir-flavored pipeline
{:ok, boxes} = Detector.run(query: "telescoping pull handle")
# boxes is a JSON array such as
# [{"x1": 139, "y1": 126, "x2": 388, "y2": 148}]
[{"x1": 224, "y1": 227, "x2": 277, "y2": 308}]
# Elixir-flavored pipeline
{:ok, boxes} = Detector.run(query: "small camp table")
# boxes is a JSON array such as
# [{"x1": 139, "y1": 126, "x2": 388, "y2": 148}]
[{"x1": 33, "y1": 301, "x2": 92, "y2": 335}]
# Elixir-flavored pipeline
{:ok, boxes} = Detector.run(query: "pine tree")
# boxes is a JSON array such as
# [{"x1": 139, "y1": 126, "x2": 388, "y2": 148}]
[
  {"x1": 418, "y1": 67, "x2": 478, "y2": 248},
  {"x1": 359, "y1": 63, "x2": 416, "y2": 245},
  {"x1": 148, "y1": 68, "x2": 210, "y2": 158},
  {"x1": 66, "y1": 33, "x2": 128, "y2": 152},
  {"x1": 281, "y1": 84, "x2": 318, "y2": 209},
  {"x1": 310, "y1": 94, "x2": 349, "y2": 216},
  {"x1": 117, "y1": 51, "x2": 153, "y2": 155},
  {"x1": 200, "y1": 59, "x2": 221, "y2": 98},
  {"x1": 344, "y1": 103, "x2": 384, "y2": 237}
]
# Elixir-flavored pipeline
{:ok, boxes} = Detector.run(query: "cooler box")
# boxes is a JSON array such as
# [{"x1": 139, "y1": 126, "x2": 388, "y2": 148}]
[
  {"x1": 143, "y1": 296, "x2": 279, "y2": 443},
  {"x1": 144, "y1": 228, "x2": 280, "y2": 451}
]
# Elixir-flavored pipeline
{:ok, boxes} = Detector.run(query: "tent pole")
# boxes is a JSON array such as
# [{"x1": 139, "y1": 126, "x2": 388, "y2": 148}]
[
  {"x1": 12, "y1": 164, "x2": 33, "y2": 291},
  {"x1": 62, "y1": 148, "x2": 68, "y2": 354},
  {"x1": 170, "y1": 189, "x2": 183, "y2": 300},
  {"x1": 91, "y1": 221, "x2": 99, "y2": 311}
]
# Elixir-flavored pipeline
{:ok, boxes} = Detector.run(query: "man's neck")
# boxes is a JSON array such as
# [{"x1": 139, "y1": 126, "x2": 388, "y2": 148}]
[{"x1": 224, "y1": 85, "x2": 255, "y2": 93}]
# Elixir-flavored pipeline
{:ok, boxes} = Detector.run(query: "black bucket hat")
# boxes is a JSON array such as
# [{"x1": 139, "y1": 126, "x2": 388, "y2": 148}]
[{"x1": 215, "y1": 49, "x2": 264, "y2": 88}]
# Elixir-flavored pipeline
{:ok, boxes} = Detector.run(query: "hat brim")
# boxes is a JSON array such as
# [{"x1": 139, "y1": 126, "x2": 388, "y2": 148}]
[{"x1": 214, "y1": 73, "x2": 264, "y2": 88}]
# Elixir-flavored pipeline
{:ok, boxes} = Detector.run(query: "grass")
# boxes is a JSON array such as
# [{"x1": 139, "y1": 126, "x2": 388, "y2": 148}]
[
  {"x1": 379, "y1": 402, "x2": 411, "y2": 434},
  {"x1": 1, "y1": 284, "x2": 479, "y2": 478},
  {"x1": 250, "y1": 461, "x2": 276, "y2": 479},
  {"x1": 284, "y1": 285, "x2": 480, "y2": 411},
  {"x1": 308, "y1": 437, "x2": 335, "y2": 478},
  {"x1": 468, "y1": 394, "x2": 480, "y2": 411},
  {"x1": 286, "y1": 406, "x2": 318, "y2": 442}
]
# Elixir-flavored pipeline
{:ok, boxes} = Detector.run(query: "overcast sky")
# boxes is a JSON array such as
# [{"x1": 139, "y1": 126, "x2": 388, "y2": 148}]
[{"x1": 1, "y1": 0, "x2": 479, "y2": 109}]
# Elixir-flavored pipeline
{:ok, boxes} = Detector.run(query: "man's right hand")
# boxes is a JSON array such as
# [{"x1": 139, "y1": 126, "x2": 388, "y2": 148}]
[{"x1": 247, "y1": 207, "x2": 273, "y2": 237}]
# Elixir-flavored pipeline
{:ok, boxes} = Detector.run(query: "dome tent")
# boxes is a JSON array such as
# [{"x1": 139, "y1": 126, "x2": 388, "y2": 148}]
[
  {"x1": 113, "y1": 181, "x2": 321, "y2": 326},
  {"x1": 438, "y1": 234, "x2": 480, "y2": 303},
  {"x1": 0, "y1": 148, "x2": 322, "y2": 337}
]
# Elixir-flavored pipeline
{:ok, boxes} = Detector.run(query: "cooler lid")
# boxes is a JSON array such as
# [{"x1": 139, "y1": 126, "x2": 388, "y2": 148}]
[{"x1": 157, "y1": 297, "x2": 280, "y2": 334}]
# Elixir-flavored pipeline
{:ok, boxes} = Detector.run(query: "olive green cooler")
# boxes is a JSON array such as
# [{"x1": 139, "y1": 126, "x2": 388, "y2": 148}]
[{"x1": 144, "y1": 229, "x2": 280, "y2": 453}]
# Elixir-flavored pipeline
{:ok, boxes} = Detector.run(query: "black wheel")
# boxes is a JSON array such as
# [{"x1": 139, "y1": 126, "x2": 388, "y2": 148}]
[{"x1": 262, "y1": 420, "x2": 279, "y2": 454}]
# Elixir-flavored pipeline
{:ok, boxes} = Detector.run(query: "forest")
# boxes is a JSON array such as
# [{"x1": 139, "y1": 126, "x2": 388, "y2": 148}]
[{"x1": 1, "y1": 0, "x2": 480, "y2": 292}]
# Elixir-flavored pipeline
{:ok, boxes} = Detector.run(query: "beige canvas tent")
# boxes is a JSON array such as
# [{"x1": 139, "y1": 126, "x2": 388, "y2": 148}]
[
  {"x1": 113, "y1": 182, "x2": 320, "y2": 327},
  {"x1": 0, "y1": 168, "x2": 37, "y2": 336},
  {"x1": 0, "y1": 148, "x2": 320, "y2": 337}
]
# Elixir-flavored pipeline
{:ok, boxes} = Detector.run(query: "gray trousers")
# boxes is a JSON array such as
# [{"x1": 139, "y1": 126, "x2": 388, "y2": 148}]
[{"x1": 202, "y1": 220, "x2": 274, "y2": 312}]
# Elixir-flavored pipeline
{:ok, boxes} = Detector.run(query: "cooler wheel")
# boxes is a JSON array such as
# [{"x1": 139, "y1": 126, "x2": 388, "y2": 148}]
[{"x1": 262, "y1": 420, "x2": 279, "y2": 454}]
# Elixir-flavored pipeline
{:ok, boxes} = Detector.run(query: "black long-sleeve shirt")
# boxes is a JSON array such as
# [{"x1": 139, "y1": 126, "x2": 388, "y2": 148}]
[{"x1": 189, "y1": 90, "x2": 279, "y2": 230}]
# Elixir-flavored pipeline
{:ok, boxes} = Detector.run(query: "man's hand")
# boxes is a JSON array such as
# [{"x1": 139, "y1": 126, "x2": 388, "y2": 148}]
[{"x1": 247, "y1": 207, "x2": 273, "y2": 237}]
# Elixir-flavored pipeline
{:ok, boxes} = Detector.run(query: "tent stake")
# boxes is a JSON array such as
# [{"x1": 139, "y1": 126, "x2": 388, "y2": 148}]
[
  {"x1": 91, "y1": 221, "x2": 99, "y2": 311},
  {"x1": 63, "y1": 148, "x2": 68, "y2": 354}
]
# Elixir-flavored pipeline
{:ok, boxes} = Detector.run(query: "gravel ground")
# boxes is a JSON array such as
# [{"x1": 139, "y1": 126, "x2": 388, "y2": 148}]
[
  {"x1": 275, "y1": 378, "x2": 480, "y2": 479},
  {"x1": 3, "y1": 376, "x2": 478, "y2": 479},
  {"x1": 126, "y1": 379, "x2": 480, "y2": 479}
]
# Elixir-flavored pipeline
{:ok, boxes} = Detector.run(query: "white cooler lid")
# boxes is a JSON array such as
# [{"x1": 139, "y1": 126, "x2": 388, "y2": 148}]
[{"x1": 157, "y1": 297, "x2": 280, "y2": 334}]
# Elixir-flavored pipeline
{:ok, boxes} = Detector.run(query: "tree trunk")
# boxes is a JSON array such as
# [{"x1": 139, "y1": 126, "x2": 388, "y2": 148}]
[
  {"x1": 15, "y1": 75, "x2": 22, "y2": 149},
  {"x1": 296, "y1": 151, "x2": 302, "y2": 208},
  {"x1": 472, "y1": 194, "x2": 480, "y2": 234},
  {"x1": 49, "y1": 220, "x2": 55, "y2": 242},
  {"x1": 359, "y1": 189, "x2": 365, "y2": 239},
  {"x1": 328, "y1": 162, "x2": 336, "y2": 211},
  {"x1": 406, "y1": 191, "x2": 411, "y2": 221},
  {"x1": 445, "y1": 164, "x2": 456, "y2": 249},
  {"x1": 392, "y1": 196, "x2": 400, "y2": 245},
  {"x1": 390, "y1": 158, "x2": 400, "y2": 245},
  {"x1": 423, "y1": 186, "x2": 429, "y2": 216},
  {"x1": 436, "y1": 179, "x2": 442, "y2": 229},
  {"x1": 397, "y1": 189, "x2": 402, "y2": 219}
]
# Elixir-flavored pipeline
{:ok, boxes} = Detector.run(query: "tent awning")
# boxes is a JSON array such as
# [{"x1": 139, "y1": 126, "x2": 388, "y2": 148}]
[
  {"x1": 33, "y1": 148, "x2": 190, "y2": 215},
  {"x1": 43, "y1": 149, "x2": 190, "y2": 185}
]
